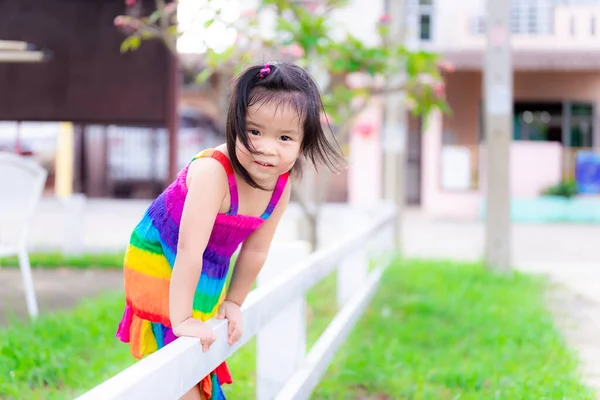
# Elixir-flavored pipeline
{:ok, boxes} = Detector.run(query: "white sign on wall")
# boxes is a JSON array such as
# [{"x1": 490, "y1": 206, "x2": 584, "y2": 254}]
[{"x1": 441, "y1": 146, "x2": 472, "y2": 190}]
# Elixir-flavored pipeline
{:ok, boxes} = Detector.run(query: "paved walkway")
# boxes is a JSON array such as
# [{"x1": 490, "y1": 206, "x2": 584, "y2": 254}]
[
  {"x1": 2, "y1": 199, "x2": 600, "y2": 392},
  {"x1": 0, "y1": 268, "x2": 123, "y2": 325}
]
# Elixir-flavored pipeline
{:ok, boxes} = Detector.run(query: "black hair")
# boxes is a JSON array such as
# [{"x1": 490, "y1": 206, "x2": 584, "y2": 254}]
[{"x1": 226, "y1": 61, "x2": 344, "y2": 190}]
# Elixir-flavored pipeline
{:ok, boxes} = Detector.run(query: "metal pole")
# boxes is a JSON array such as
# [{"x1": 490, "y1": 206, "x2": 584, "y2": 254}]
[
  {"x1": 484, "y1": 0, "x2": 512, "y2": 272},
  {"x1": 383, "y1": 0, "x2": 407, "y2": 252},
  {"x1": 167, "y1": 52, "x2": 179, "y2": 182}
]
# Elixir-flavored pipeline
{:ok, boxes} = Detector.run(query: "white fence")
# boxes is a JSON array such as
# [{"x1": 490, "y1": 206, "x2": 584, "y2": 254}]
[{"x1": 76, "y1": 203, "x2": 397, "y2": 400}]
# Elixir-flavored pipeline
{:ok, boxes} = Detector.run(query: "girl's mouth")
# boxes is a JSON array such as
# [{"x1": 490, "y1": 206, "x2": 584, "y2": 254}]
[{"x1": 255, "y1": 161, "x2": 274, "y2": 168}]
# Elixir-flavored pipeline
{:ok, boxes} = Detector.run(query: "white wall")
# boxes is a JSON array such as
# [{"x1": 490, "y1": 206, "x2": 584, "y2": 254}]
[
  {"x1": 329, "y1": 0, "x2": 385, "y2": 46},
  {"x1": 431, "y1": 0, "x2": 482, "y2": 50}
]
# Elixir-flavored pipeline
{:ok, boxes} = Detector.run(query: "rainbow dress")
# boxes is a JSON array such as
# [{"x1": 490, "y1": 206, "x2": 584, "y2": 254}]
[{"x1": 116, "y1": 148, "x2": 289, "y2": 399}]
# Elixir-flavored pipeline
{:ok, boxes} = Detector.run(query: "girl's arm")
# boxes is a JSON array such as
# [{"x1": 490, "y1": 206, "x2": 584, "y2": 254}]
[
  {"x1": 170, "y1": 158, "x2": 228, "y2": 330},
  {"x1": 225, "y1": 182, "x2": 291, "y2": 307}
]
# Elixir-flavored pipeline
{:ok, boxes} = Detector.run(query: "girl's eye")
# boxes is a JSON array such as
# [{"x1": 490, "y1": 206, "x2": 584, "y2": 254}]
[
  {"x1": 280, "y1": 135, "x2": 292, "y2": 141},
  {"x1": 249, "y1": 129, "x2": 260, "y2": 136}
]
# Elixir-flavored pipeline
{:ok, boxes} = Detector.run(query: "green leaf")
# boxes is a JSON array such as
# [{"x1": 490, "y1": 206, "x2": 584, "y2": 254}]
[
  {"x1": 148, "y1": 10, "x2": 162, "y2": 24},
  {"x1": 119, "y1": 36, "x2": 141, "y2": 53},
  {"x1": 195, "y1": 68, "x2": 213, "y2": 84},
  {"x1": 128, "y1": 36, "x2": 141, "y2": 51},
  {"x1": 276, "y1": 16, "x2": 296, "y2": 33},
  {"x1": 120, "y1": 39, "x2": 130, "y2": 54}
]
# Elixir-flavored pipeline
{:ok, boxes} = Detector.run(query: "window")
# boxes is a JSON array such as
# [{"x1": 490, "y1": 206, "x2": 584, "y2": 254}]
[
  {"x1": 472, "y1": 16, "x2": 486, "y2": 34},
  {"x1": 473, "y1": 0, "x2": 553, "y2": 35},
  {"x1": 509, "y1": 5, "x2": 521, "y2": 33},
  {"x1": 527, "y1": 4, "x2": 537, "y2": 33},
  {"x1": 510, "y1": 0, "x2": 552, "y2": 34},
  {"x1": 418, "y1": 0, "x2": 434, "y2": 41},
  {"x1": 420, "y1": 14, "x2": 432, "y2": 40}
]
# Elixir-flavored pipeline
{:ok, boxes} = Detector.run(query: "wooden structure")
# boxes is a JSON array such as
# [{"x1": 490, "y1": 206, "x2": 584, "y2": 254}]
[{"x1": 0, "y1": 0, "x2": 179, "y2": 181}]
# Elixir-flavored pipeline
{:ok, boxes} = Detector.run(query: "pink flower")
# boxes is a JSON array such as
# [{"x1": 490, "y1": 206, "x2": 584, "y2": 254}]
[
  {"x1": 164, "y1": 3, "x2": 176, "y2": 13},
  {"x1": 437, "y1": 60, "x2": 456, "y2": 73},
  {"x1": 379, "y1": 14, "x2": 391, "y2": 24},
  {"x1": 306, "y1": 1, "x2": 320, "y2": 13},
  {"x1": 356, "y1": 122, "x2": 374, "y2": 138},
  {"x1": 241, "y1": 9, "x2": 256, "y2": 18},
  {"x1": 125, "y1": 0, "x2": 136, "y2": 6},
  {"x1": 280, "y1": 43, "x2": 305, "y2": 58},
  {"x1": 433, "y1": 82, "x2": 446, "y2": 98},
  {"x1": 114, "y1": 15, "x2": 141, "y2": 31},
  {"x1": 114, "y1": 16, "x2": 127, "y2": 27}
]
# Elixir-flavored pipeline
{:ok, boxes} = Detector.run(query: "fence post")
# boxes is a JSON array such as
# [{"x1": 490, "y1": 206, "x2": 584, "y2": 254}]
[
  {"x1": 256, "y1": 241, "x2": 310, "y2": 400},
  {"x1": 336, "y1": 211, "x2": 370, "y2": 308},
  {"x1": 61, "y1": 193, "x2": 86, "y2": 256},
  {"x1": 383, "y1": 202, "x2": 397, "y2": 256},
  {"x1": 337, "y1": 248, "x2": 369, "y2": 308}
]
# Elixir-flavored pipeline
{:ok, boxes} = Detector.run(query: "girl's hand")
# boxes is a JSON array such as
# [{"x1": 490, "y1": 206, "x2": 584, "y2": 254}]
[
  {"x1": 217, "y1": 300, "x2": 243, "y2": 346},
  {"x1": 172, "y1": 318, "x2": 217, "y2": 352}
]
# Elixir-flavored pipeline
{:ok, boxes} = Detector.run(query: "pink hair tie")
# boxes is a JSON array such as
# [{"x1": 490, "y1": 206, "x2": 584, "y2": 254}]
[{"x1": 259, "y1": 64, "x2": 271, "y2": 78}]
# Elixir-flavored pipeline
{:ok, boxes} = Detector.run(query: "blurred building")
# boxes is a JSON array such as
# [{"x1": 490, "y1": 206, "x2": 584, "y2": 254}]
[
  {"x1": 414, "y1": 0, "x2": 600, "y2": 221},
  {"x1": 5, "y1": 0, "x2": 600, "y2": 212}
]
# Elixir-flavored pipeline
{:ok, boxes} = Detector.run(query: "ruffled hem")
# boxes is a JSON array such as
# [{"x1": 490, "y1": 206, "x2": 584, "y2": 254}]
[{"x1": 116, "y1": 305, "x2": 232, "y2": 399}]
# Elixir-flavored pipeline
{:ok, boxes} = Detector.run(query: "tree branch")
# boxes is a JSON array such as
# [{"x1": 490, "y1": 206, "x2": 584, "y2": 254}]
[
  {"x1": 334, "y1": 100, "x2": 371, "y2": 146},
  {"x1": 155, "y1": 0, "x2": 177, "y2": 55},
  {"x1": 290, "y1": 184, "x2": 317, "y2": 223}
]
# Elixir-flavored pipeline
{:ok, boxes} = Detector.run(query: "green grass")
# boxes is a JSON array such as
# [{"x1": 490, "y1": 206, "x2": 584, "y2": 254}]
[
  {"x1": 0, "y1": 260, "x2": 593, "y2": 399},
  {"x1": 0, "y1": 252, "x2": 124, "y2": 269},
  {"x1": 227, "y1": 261, "x2": 594, "y2": 399},
  {"x1": 0, "y1": 292, "x2": 134, "y2": 400}
]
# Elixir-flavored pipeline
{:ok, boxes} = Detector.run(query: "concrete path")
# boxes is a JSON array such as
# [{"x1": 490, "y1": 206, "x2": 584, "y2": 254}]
[
  {"x1": 2, "y1": 199, "x2": 600, "y2": 393},
  {"x1": 0, "y1": 268, "x2": 123, "y2": 325}
]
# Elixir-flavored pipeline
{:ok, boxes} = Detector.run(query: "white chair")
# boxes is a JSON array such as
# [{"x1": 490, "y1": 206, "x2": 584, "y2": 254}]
[{"x1": 0, "y1": 152, "x2": 48, "y2": 318}]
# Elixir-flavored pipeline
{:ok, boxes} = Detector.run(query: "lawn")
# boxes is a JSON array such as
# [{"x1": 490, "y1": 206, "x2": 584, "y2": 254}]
[
  {"x1": 0, "y1": 293, "x2": 134, "y2": 400},
  {"x1": 0, "y1": 252, "x2": 124, "y2": 269},
  {"x1": 0, "y1": 260, "x2": 593, "y2": 399}
]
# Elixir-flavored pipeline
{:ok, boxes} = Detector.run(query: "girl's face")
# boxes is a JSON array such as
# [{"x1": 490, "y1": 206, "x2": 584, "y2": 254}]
[{"x1": 236, "y1": 100, "x2": 303, "y2": 187}]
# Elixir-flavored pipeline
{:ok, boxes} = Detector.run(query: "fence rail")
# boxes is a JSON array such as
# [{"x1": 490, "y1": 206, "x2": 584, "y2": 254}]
[{"x1": 76, "y1": 203, "x2": 397, "y2": 400}]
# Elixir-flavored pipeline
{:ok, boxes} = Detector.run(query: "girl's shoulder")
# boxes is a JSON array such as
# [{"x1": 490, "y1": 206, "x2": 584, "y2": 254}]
[{"x1": 186, "y1": 145, "x2": 231, "y2": 189}]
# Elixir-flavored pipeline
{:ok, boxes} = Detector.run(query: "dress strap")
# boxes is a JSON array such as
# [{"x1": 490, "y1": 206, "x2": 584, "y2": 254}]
[
  {"x1": 261, "y1": 172, "x2": 290, "y2": 219},
  {"x1": 192, "y1": 149, "x2": 239, "y2": 216}
]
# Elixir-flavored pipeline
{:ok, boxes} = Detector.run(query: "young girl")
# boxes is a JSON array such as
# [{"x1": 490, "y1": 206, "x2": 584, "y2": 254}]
[{"x1": 115, "y1": 61, "x2": 343, "y2": 400}]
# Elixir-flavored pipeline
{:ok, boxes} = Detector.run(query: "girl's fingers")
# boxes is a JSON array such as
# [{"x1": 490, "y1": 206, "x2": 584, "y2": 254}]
[
  {"x1": 201, "y1": 336, "x2": 215, "y2": 352},
  {"x1": 229, "y1": 328, "x2": 242, "y2": 345}
]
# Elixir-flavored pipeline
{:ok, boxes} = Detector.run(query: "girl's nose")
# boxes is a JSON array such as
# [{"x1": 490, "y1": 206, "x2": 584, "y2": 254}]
[
  {"x1": 261, "y1": 147, "x2": 277, "y2": 156},
  {"x1": 257, "y1": 140, "x2": 278, "y2": 156}
]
